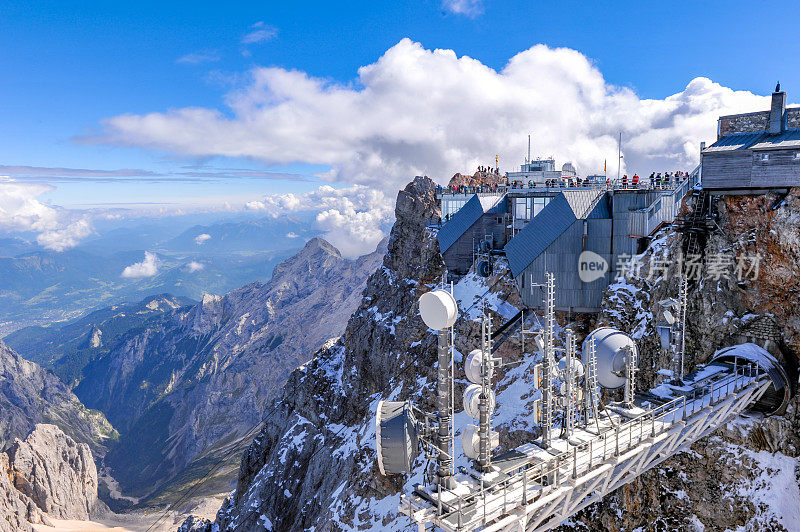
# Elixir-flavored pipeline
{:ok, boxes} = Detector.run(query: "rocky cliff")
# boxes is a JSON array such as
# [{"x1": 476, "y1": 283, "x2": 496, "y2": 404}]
[
  {"x1": 0, "y1": 340, "x2": 116, "y2": 456},
  {"x1": 188, "y1": 179, "x2": 800, "y2": 532},
  {"x1": 69, "y1": 237, "x2": 384, "y2": 499},
  {"x1": 1, "y1": 424, "x2": 105, "y2": 531},
  {"x1": 448, "y1": 169, "x2": 504, "y2": 188}
]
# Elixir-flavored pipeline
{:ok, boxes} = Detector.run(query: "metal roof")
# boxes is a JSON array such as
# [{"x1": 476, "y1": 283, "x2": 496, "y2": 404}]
[
  {"x1": 437, "y1": 194, "x2": 505, "y2": 253},
  {"x1": 703, "y1": 132, "x2": 764, "y2": 153},
  {"x1": 561, "y1": 190, "x2": 606, "y2": 218},
  {"x1": 503, "y1": 191, "x2": 607, "y2": 278},
  {"x1": 704, "y1": 128, "x2": 800, "y2": 153},
  {"x1": 749, "y1": 128, "x2": 800, "y2": 150},
  {"x1": 504, "y1": 193, "x2": 576, "y2": 277}
]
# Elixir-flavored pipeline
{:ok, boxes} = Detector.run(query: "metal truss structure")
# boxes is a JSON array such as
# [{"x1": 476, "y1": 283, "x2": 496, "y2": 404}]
[{"x1": 400, "y1": 367, "x2": 771, "y2": 532}]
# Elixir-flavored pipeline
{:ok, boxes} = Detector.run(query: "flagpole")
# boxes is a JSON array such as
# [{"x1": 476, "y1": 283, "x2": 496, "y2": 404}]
[{"x1": 617, "y1": 131, "x2": 622, "y2": 182}]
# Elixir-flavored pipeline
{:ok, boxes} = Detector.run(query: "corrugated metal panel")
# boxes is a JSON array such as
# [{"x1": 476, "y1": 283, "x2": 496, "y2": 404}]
[
  {"x1": 750, "y1": 128, "x2": 800, "y2": 150},
  {"x1": 438, "y1": 194, "x2": 505, "y2": 253},
  {"x1": 504, "y1": 194, "x2": 577, "y2": 277},
  {"x1": 703, "y1": 131, "x2": 764, "y2": 152},
  {"x1": 586, "y1": 193, "x2": 611, "y2": 219},
  {"x1": 561, "y1": 190, "x2": 604, "y2": 218}
]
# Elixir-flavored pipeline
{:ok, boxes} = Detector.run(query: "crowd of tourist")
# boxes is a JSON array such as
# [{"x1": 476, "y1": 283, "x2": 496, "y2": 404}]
[{"x1": 437, "y1": 170, "x2": 693, "y2": 195}]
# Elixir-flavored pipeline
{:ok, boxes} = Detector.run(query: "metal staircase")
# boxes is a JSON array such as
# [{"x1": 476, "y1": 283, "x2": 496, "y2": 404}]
[{"x1": 675, "y1": 189, "x2": 714, "y2": 260}]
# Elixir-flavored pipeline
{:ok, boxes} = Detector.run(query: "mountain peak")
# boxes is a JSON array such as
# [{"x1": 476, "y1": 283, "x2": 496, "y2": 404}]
[{"x1": 301, "y1": 237, "x2": 341, "y2": 258}]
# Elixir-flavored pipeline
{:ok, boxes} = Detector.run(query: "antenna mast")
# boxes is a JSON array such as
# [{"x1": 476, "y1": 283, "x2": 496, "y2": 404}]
[
  {"x1": 478, "y1": 311, "x2": 494, "y2": 471},
  {"x1": 528, "y1": 134, "x2": 531, "y2": 164},
  {"x1": 436, "y1": 320, "x2": 455, "y2": 488},
  {"x1": 541, "y1": 272, "x2": 555, "y2": 447}
]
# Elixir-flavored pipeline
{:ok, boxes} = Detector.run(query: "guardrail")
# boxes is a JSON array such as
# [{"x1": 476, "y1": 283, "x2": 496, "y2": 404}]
[
  {"x1": 437, "y1": 176, "x2": 697, "y2": 198},
  {"x1": 629, "y1": 168, "x2": 701, "y2": 238},
  {"x1": 416, "y1": 361, "x2": 761, "y2": 530}
]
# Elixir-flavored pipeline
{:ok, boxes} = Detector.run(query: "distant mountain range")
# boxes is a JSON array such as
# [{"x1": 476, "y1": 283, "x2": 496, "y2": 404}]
[
  {"x1": 3, "y1": 236, "x2": 385, "y2": 510},
  {"x1": 5, "y1": 294, "x2": 195, "y2": 387},
  {"x1": 165, "y1": 217, "x2": 318, "y2": 253},
  {"x1": 0, "y1": 215, "x2": 322, "y2": 335}
]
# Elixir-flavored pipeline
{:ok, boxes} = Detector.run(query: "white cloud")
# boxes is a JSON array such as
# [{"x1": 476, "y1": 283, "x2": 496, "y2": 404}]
[
  {"x1": 443, "y1": 0, "x2": 484, "y2": 17},
  {"x1": 96, "y1": 40, "x2": 770, "y2": 194},
  {"x1": 0, "y1": 178, "x2": 93, "y2": 251},
  {"x1": 247, "y1": 184, "x2": 393, "y2": 258},
  {"x1": 177, "y1": 51, "x2": 220, "y2": 65},
  {"x1": 186, "y1": 261, "x2": 205, "y2": 272},
  {"x1": 286, "y1": 232, "x2": 299, "y2": 238},
  {"x1": 194, "y1": 233, "x2": 212, "y2": 245},
  {"x1": 241, "y1": 22, "x2": 277, "y2": 44},
  {"x1": 36, "y1": 218, "x2": 93, "y2": 252},
  {"x1": 121, "y1": 251, "x2": 161, "y2": 278}
]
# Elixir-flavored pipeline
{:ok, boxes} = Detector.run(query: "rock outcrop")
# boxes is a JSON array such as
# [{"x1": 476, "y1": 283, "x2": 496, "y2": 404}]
[
  {"x1": 202, "y1": 176, "x2": 445, "y2": 530},
  {"x1": 0, "y1": 452, "x2": 51, "y2": 532},
  {"x1": 5, "y1": 424, "x2": 104, "y2": 520},
  {"x1": 448, "y1": 169, "x2": 504, "y2": 188},
  {"x1": 0, "y1": 340, "x2": 116, "y2": 456},
  {"x1": 1, "y1": 424, "x2": 105, "y2": 531}
]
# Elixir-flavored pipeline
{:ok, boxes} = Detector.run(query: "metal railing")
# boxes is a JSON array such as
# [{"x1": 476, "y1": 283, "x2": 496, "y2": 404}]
[
  {"x1": 409, "y1": 361, "x2": 764, "y2": 530},
  {"x1": 628, "y1": 168, "x2": 701, "y2": 238},
  {"x1": 437, "y1": 172, "x2": 699, "y2": 198}
]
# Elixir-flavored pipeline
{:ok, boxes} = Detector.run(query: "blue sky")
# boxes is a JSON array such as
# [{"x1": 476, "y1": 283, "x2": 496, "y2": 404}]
[{"x1": 1, "y1": 0, "x2": 798, "y2": 215}]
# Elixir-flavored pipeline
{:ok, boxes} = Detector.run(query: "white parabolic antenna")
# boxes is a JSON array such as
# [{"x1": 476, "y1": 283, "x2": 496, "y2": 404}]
[
  {"x1": 419, "y1": 289, "x2": 459, "y2": 330},
  {"x1": 461, "y1": 424, "x2": 500, "y2": 460},
  {"x1": 582, "y1": 327, "x2": 637, "y2": 390},
  {"x1": 464, "y1": 349, "x2": 492, "y2": 384},
  {"x1": 463, "y1": 384, "x2": 496, "y2": 419}
]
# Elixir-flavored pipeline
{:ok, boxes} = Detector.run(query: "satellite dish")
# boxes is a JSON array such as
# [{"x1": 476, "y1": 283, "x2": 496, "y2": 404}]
[
  {"x1": 557, "y1": 357, "x2": 585, "y2": 379},
  {"x1": 461, "y1": 424, "x2": 500, "y2": 460},
  {"x1": 418, "y1": 290, "x2": 458, "y2": 330},
  {"x1": 464, "y1": 349, "x2": 492, "y2": 384},
  {"x1": 582, "y1": 327, "x2": 637, "y2": 390},
  {"x1": 477, "y1": 260, "x2": 492, "y2": 278},
  {"x1": 662, "y1": 309, "x2": 676, "y2": 325},
  {"x1": 463, "y1": 384, "x2": 496, "y2": 419},
  {"x1": 376, "y1": 400, "x2": 419, "y2": 476}
]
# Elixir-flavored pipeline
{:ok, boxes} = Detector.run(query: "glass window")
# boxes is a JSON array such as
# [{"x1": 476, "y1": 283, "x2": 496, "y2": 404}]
[
  {"x1": 532, "y1": 197, "x2": 550, "y2": 217},
  {"x1": 515, "y1": 197, "x2": 530, "y2": 220}
]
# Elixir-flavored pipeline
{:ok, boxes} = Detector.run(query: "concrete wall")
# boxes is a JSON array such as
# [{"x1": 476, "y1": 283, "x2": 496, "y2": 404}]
[
  {"x1": 720, "y1": 111, "x2": 770, "y2": 136},
  {"x1": 719, "y1": 108, "x2": 800, "y2": 137}
]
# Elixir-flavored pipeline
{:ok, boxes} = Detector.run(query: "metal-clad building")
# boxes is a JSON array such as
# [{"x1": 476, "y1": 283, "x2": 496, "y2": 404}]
[
  {"x1": 703, "y1": 85, "x2": 800, "y2": 191},
  {"x1": 438, "y1": 194, "x2": 508, "y2": 275},
  {"x1": 505, "y1": 190, "x2": 612, "y2": 311}
]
